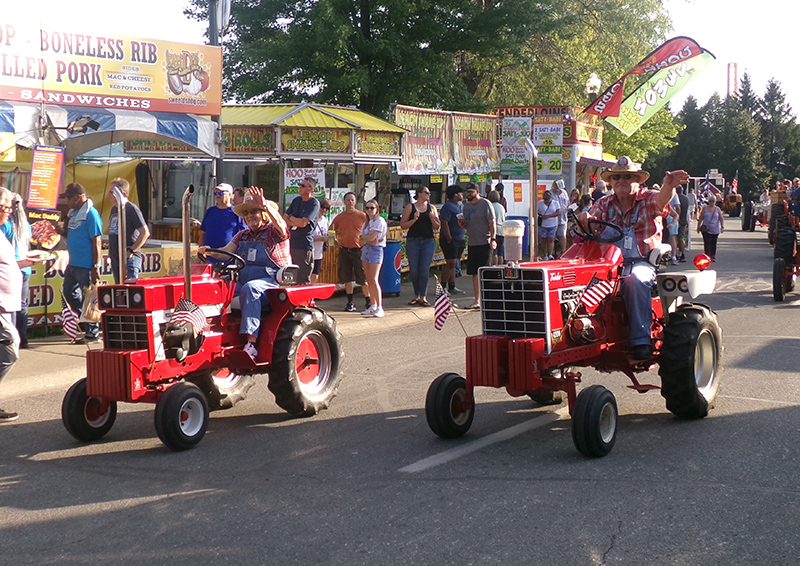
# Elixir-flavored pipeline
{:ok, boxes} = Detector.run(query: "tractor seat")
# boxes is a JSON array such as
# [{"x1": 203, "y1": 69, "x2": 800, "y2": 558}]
[{"x1": 226, "y1": 265, "x2": 299, "y2": 317}]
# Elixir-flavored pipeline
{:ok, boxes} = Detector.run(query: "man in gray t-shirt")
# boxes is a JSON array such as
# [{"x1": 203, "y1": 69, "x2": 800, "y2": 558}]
[{"x1": 460, "y1": 183, "x2": 496, "y2": 309}]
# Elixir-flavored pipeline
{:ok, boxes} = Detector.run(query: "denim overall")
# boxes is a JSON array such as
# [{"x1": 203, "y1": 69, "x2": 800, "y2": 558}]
[
  {"x1": 602, "y1": 202, "x2": 656, "y2": 348},
  {"x1": 236, "y1": 233, "x2": 280, "y2": 337}
]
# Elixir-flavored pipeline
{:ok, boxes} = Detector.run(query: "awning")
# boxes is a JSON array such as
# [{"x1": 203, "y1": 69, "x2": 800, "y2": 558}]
[
  {"x1": 0, "y1": 101, "x2": 220, "y2": 161},
  {"x1": 222, "y1": 103, "x2": 407, "y2": 133}
]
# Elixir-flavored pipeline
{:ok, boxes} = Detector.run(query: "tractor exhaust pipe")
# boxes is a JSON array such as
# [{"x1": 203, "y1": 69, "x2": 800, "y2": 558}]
[
  {"x1": 111, "y1": 186, "x2": 127, "y2": 284},
  {"x1": 182, "y1": 184, "x2": 194, "y2": 301}
]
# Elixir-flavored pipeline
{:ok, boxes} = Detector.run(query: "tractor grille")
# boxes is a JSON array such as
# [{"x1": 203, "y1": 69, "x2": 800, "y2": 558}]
[
  {"x1": 480, "y1": 266, "x2": 548, "y2": 338},
  {"x1": 104, "y1": 314, "x2": 150, "y2": 350}
]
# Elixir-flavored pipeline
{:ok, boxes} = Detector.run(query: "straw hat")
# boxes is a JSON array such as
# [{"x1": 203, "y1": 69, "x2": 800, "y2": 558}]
[
  {"x1": 600, "y1": 156, "x2": 650, "y2": 183},
  {"x1": 233, "y1": 198, "x2": 279, "y2": 217}
]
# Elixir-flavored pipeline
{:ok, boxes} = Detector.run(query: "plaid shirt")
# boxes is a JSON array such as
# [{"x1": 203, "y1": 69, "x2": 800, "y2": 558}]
[
  {"x1": 231, "y1": 223, "x2": 291, "y2": 268},
  {"x1": 590, "y1": 189, "x2": 667, "y2": 254}
]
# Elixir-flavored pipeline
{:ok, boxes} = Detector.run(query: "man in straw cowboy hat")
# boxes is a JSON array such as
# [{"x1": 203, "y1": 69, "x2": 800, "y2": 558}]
[
  {"x1": 590, "y1": 157, "x2": 690, "y2": 360},
  {"x1": 199, "y1": 187, "x2": 291, "y2": 361}
]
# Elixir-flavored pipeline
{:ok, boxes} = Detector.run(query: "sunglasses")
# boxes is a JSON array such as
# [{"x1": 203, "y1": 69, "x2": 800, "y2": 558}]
[
  {"x1": 321, "y1": 207, "x2": 331, "y2": 211},
  {"x1": 610, "y1": 174, "x2": 638, "y2": 181},
  {"x1": 419, "y1": 191, "x2": 430, "y2": 195},
  {"x1": 366, "y1": 206, "x2": 377, "y2": 210},
  {"x1": 214, "y1": 191, "x2": 228, "y2": 196},
  {"x1": 0, "y1": 205, "x2": 11, "y2": 213},
  {"x1": 243, "y1": 210, "x2": 262, "y2": 217}
]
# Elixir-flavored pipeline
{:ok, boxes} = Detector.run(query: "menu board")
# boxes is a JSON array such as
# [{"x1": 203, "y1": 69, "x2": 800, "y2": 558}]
[{"x1": 28, "y1": 146, "x2": 64, "y2": 209}]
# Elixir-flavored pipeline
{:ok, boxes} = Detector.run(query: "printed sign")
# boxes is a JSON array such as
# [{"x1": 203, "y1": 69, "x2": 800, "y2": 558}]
[
  {"x1": 281, "y1": 128, "x2": 350, "y2": 154},
  {"x1": 500, "y1": 117, "x2": 532, "y2": 178},
  {"x1": 355, "y1": 131, "x2": 400, "y2": 156},
  {"x1": 27, "y1": 145, "x2": 64, "y2": 209},
  {"x1": 451, "y1": 112, "x2": 499, "y2": 174},
  {"x1": 395, "y1": 105, "x2": 453, "y2": 175},
  {"x1": 0, "y1": 22, "x2": 222, "y2": 114},
  {"x1": 283, "y1": 167, "x2": 326, "y2": 207}
]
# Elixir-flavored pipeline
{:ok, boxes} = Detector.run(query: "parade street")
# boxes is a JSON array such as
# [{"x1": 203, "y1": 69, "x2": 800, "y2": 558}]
[{"x1": 2, "y1": 219, "x2": 799, "y2": 566}]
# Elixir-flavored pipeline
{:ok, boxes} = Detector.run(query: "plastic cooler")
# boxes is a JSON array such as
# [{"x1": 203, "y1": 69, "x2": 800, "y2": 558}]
[{"x1": 379, "y1": 239, "x2": 403, "y2": 296}]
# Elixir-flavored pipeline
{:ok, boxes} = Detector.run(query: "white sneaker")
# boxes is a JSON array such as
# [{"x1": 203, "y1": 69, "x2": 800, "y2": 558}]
[
  {"x1": 372, "y1": 307, "x2": 385, "y2": 318},
  {"x1": 243, "y1": 341, "x2": 258, "y2": 361},
  {"x1": 361, "y1": 305, "x2": 377, "y2": 315}
]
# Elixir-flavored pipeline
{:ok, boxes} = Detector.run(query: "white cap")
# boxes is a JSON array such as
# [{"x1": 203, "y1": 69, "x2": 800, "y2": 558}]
[{"x1": 215, "y1": 183, "x2": 233, "y2": 194}]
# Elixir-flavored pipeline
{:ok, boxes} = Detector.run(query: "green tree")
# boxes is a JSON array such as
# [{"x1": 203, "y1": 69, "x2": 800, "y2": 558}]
[
  {"x1": 188, "y1": 0, "x2": 564, "y2": 117},
  {"x1": 759, "y1": 79, "x2": 795, "y2": 179}
]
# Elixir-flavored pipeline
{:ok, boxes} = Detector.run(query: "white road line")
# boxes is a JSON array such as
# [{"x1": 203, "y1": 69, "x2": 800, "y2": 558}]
[{"x1": 399, "y1": 407, "x2": 570, "y2": 473}]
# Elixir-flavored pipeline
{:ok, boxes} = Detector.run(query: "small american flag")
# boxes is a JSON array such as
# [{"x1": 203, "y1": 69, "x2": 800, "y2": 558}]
[
  {"x1": 580, "y1": 277, "x2": 614, "y2": 313},
  {"x1": 61, "y1": 296, "x2": 79, "y2": 342},
  {"x1": 434, "y1": 281, "x2": 452, "y2": 331},
  {"x1": 731, "y1": 172, "x2": 738, "y2": 194},
  {"x1": 168, "y1": 298, "x2": 208, "y2": 333}
]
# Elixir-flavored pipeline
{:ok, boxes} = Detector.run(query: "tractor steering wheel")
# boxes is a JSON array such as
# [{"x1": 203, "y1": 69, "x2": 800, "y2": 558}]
[
  {"x1": 569, "y1": 209, "x2": 624, "y2": 244},
  {"x1": 198, "y1": 248, "x2": 246, "y2": 277}
]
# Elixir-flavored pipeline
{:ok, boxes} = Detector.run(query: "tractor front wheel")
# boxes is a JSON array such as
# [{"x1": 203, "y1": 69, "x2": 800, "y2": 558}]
[
  {"x1": 571, "y1": 385, "x2": 618, "y2": 458},
  {"x1": 154, "y1": 382, "x2": 209, "y2": 451},
  {"x1": 268, "y1": 308, "x2": 343, "y2": 417},
  {"x1": 426, "y1": 373, "x2": 474, "y2": 438},
  {"x1": 659, "y1": 305, "x2": 722, "y2": 419},
  {"x1": 62, "y1": 378, "x2": 117, "y2": 442}
]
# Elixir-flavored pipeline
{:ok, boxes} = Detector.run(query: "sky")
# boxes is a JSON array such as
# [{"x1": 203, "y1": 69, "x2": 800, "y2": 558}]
[{"x1": 7, "y1": 0, "x2": 796, "y2": 116}]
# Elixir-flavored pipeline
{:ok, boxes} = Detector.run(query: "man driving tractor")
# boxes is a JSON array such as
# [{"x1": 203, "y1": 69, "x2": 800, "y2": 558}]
[{"x1": 590, "y1": 157, "x2": 691, "y2": 360}]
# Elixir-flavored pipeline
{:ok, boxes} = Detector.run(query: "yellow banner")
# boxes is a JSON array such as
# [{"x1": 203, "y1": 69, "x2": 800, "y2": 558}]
[
  {"x1": 355, "y1": 131, "x2": 400, "y2": 156},
  {"x1": 281, "y1": 128, "x2": 350, "y2": 153},
  {"x1": 0, "y1": 22, "x2": 222, "y2": 114}
]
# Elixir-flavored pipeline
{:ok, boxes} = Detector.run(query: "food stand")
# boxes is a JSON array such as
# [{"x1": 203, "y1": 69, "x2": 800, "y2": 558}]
[{"x1": 0, "y1": 20, "x2": 223, "y2": 329}]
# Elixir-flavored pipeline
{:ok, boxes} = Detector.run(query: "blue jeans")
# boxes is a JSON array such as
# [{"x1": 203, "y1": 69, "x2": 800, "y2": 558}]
[
  {"x1": 63, "y1": 265, "x2": 100, "y2": 339},
  {"x1": 13, "y1": 272, "x2": 30, "y2": 342},
  {"x1": 110, "y1": 254, "x2": 143, "y2": 284},
  {"x1": 236, "y1": 277, "x2": 278, "y2": 337},
  {"x1": 620, "y1": 261, "x2": 656, "y2": 347},
  {"x1": 406, "y1": 237, "x2": 435, "y2": 299}
]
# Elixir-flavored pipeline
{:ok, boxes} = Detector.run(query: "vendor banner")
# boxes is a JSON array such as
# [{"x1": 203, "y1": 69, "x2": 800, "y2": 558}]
[
  {"x1": 395, "y1": 105, "x2": 453, "y2": 175},
  {"x1": 355, "y1": 131, "x2": 401, "y2": 157},
  {"x1": 0, "y1": 22, "x2": 222, "y2": 114},
  {"x1": 606, "y1": 51, "x2": 715, "y2": 136},
  {"x1": 281, "y1": 128, "x2": 350, "y2": 154},
  {"x1": 451, "y1": 112, "x2": 499, "y2": 174},
  {"x1": 584, "y1": 36, "x2": 710, "y2": 118},
  {"x1": 500, "y1": 116, "x2": 532, "y2": 177}
]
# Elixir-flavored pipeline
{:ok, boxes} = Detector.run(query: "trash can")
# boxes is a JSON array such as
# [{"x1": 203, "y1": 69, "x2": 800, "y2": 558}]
[
  {"x1": 506, "y1": 216, "x2": 531, "y2": 257},
  {"x1": 379, "y1": 239, "x2": 402, "y2": 296},
  {"x1": 503, "y1": 219, "x2": 526, "y2": 262}
]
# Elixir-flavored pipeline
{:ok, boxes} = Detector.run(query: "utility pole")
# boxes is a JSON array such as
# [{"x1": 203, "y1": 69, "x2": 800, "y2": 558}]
[{"x1": 209, "y1": 0, "x2": 224, "y2": 186}]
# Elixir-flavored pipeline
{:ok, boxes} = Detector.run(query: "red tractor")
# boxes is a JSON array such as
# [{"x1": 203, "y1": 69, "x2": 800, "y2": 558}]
[
  {"x1": 61, "y1": 187, "x2": 343, "y2": 450},
  {"x1": 425, "y1": 218, "x2": 722, "y2": 457}
]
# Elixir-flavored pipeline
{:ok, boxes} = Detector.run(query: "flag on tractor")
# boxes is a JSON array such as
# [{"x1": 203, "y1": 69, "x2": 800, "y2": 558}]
[
  {"x1": 731, "y1": 172, "x2": 738, "y2": 194},
  {"x1": 61, "y1": 296, "x2": 79, "y2": 341},
  {"x1": 169, "y1": 297, "x2": 208, "y2": 333},
  {"x1": 434, "y1": 281, "x2": 452, "y2": 331},
  {"x1": 580, "y1": 277, "x2": 615, "y2": 313}
]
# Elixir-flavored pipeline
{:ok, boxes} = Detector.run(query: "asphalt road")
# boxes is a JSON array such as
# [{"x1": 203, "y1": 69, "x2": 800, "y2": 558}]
[{"x1": 3, "y1": 218, "x2": 800, "y2": 566}]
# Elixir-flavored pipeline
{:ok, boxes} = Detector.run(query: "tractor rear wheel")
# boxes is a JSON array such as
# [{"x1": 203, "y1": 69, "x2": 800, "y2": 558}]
[
  {"x1": 189, "y1": 368, "x2": 256, "y2": 411},
  {"x1": 426, "y1": 373, "x2": 474, "y2": 438},
  {"x1": 527, "y1": 389, "x2": 565, "y2": 405},
  {"x1": 773, "y1": 257, "x2": 789, "y2": 301},
  {"x1": 268, "y1": 308, "x2": 343, "y2": 417},
  {"x1": 62, "y1": 378, "x2": 117, "y2": 442},
  {"x1": 741, "y1": 202, "x2": 752, "y2": 231},
  {"x1": 571, "y1": 385, "x2": 618, "y2": 458},
  {"x1": 154, "y1": 382, "x2": 209, "y2": 451},
  {"x1": 659, "y1": 305, "x2": 722, "y2": 419}
]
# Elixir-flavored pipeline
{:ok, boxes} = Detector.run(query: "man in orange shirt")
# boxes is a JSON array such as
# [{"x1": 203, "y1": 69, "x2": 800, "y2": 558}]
[{"x1": 331, "y1": 192, "x2": 370, "y2": 312}]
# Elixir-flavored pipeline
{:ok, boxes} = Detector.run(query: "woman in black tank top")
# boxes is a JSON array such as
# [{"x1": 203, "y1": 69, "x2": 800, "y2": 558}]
[{"x1": 400, "y1": 186, "x2": 441, "y2": 306}]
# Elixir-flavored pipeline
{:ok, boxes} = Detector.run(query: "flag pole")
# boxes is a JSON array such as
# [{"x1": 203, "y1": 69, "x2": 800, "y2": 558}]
[{"x1": 524, "y1": 139, "x2": 539, "y2": 260}]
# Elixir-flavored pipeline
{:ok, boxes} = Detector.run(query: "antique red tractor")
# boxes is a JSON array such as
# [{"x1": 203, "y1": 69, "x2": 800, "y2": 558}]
[
  {"x1": 62, "y1": 187, "x2": 343, "y2": 450},
  {"x1": 425, "y1": 218, "x2": 722, "y2": 457}
]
